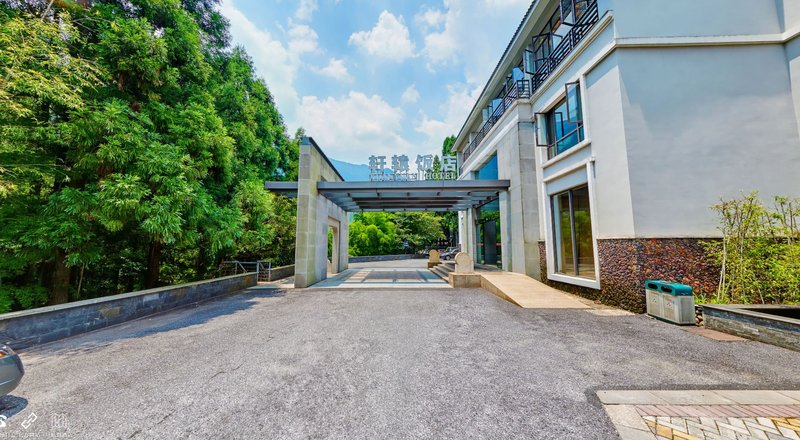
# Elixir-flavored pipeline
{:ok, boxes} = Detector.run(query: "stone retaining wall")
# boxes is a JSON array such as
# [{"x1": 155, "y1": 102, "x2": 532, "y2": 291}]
[
  {"x1": 0, "y1": 273, "x2": 257, "y2": 350},
  {"x1": 538, "y1": 238, "x2": 719, "y2": 313},
  {"x1": 268, "y1": 264, "x2": 294, "y2": 281},
  {"x1": 703, "y1": 305, "x2": 800, "y2": 351},
  {"x1": 349, "y1": 255, "x2": 426, "y2": 263}
]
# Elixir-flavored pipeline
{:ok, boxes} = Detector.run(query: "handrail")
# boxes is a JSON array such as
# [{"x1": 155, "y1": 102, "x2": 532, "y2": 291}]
[
  {"x1": 461, "y1": 0, "x2": 599, "y2": 170},
  {"x1": 219, "y1": 260, "x2": 273, "y2": 281},
  {"x1": 463, "y1": 79, "x2": 531, "y2": 165}
]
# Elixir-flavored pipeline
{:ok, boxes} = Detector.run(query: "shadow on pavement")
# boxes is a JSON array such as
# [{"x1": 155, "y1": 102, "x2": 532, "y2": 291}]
[
  {"x1": 22, "y1": 289, "x2": 287, "y2": 358},
  {"x1": 0, "y1": 395, "x2": 28, "y2": 419}
]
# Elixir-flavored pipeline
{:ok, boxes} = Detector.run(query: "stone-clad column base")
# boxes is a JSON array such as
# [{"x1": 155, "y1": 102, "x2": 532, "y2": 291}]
[{"x1": 538, "y1": 238, "x2": 720, "y2": 313}]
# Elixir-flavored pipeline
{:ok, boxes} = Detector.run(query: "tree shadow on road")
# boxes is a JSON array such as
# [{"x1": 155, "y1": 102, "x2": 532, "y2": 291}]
[{"x1": 20, "y1": 288, "x2": 288, "y2": 360}]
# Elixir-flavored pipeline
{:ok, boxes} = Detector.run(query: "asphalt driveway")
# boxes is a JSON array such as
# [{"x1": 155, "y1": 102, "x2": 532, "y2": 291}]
[{"x1": 4, "y1": 285, "x2": 800, "y2": 439}]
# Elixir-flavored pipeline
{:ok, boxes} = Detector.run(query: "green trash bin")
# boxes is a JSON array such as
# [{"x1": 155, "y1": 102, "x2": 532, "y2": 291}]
[{"x1": 644, "y1": 280, "x2": 694, "y2": 325}]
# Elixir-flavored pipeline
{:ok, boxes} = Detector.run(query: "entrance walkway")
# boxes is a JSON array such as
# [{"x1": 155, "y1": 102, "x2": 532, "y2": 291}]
[
  {"x1": 478, "y1": 271, "x2": 591, "y2": 309},
  {"x1": 312, "y1": 259, "x2": 449, "y2": 289}
]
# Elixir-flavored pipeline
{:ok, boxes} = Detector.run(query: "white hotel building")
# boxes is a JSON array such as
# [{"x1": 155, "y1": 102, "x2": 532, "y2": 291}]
[{"x1": 454, "y1": 0, "x2": 800, "y2": 310}]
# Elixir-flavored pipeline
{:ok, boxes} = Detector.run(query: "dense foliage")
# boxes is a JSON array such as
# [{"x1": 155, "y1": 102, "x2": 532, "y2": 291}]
[
  {"x1": 705, "y1": 193, "x2": 800, "y2": 304},
  {"x1": 349, "y1": 212, "x2": 445, "y2": 256},
  {"x1": 0, "y1": 1, "x2": 298, "y2": 312}
]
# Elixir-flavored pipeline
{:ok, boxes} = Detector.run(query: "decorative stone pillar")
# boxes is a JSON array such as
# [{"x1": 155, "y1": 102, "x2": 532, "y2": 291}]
[
  {"x1": 428, "y1": 249, "x2": 441, "y2": 268},
  {"x1": 454, "y1": 252, "x2": 474, "y2": 273}
]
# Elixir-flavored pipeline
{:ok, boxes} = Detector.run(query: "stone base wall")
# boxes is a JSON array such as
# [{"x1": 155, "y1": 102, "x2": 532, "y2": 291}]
[
  {"x1": 268, "y1": 264, "x2": 295, "y2": 281},
  {"x1": 703, "y1": 305, "x2": 800, "y2": 352},
  {"x1": 0, "y1": 273, "x2": 257, "y2": 350},
  {"x1": 538, "y1": 238, "x2": 719, "y2": 313}
]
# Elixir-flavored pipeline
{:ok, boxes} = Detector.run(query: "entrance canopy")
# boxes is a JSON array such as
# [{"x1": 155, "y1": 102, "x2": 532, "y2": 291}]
[{"x1": 266, "y1": 179, "x2": 510, "y2": 212}]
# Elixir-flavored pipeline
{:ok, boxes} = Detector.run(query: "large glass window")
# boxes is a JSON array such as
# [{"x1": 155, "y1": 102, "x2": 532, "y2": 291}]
[
  {"x1": 537, "y1": 83, "x2": 584, "y2": 159},
  {"x1": 551, "y1": 186, "x2": 595, "y2": 279},
  {"x1": 474, "y1": 155, "x2": 498, "y2": 181},
  {"x1": 561, "y1": 0, "x2": 591, "y2": 23},
  {"x1": 530, "y1": 10, "x2": 562, "y2": 73}
]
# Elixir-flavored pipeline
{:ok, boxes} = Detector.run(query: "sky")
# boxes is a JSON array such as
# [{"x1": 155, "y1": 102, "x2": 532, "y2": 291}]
[{"x1": 220, "y1": 0, "x2": 533, "y2": 164}]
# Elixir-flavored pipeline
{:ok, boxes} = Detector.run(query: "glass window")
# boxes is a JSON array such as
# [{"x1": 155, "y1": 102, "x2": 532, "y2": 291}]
[
  {"x1": 475, "y1": 155, "x2": 498, "y2": 181},
  {"x1": 562, "y1": 0, "x2": 590, "y2": 23},
  {"x1": 545, "y1": 84, "x2": 584, "y2": 159},
  {"x1": 561, "y1": 0, "x2": 573, "y2": 22},
  {"x1": 551, "y1": 186, "x2": 595, "y2": 279},
  {"x1": 573, "y1": 0, "x2": 590, "y2": 21},
  {"x1": 531, "y1": 10, "x2": 562, "y2": 73}
]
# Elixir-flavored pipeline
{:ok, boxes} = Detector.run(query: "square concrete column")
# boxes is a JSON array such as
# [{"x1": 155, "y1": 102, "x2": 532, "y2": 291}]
[{"x1": 294, "y1": 138, "x2": 349, "y2": 288}]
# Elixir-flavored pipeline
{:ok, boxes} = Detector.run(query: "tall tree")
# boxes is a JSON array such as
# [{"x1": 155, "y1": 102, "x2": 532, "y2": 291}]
[
  {"x1": 0, "y1": 0, "x2": 300, "y2": 310},
  {"x1": 442, "y1": 135, "x2": 456, "y2": 157},
  {"x1": 0, "y1": 11, "x2": 103, "y2": 304}
]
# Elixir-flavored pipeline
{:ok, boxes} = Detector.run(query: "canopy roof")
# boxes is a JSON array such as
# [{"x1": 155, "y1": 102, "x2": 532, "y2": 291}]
[{"x1": 265, "y1": 180, "x2": 510, "y2": 212}]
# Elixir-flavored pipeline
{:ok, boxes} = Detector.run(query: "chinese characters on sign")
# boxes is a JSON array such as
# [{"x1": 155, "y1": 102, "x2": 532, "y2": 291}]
[{"x1": 369, "y1": 154, "x2": 458, "y2": 181}]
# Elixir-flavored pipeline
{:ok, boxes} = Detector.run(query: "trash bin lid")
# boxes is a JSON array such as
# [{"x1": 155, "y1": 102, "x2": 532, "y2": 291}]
[
  {"x1": 644, "y1": 280, "x2": 693, "y2": 296},
  {"x1": 644, "y1": 280, "x2": 665, "y2": 291}
]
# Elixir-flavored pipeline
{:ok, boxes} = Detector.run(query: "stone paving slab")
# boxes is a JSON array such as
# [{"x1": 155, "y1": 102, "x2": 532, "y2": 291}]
[
  {"x1": 683, "y1": 327, "x2": 748, "y2": 342},
  {"x1": 601, "y1": 390, "x2": 800, "y2": 440},
  {"x1": 310, "y1": 267, "x2": 450, "y2": 289}
]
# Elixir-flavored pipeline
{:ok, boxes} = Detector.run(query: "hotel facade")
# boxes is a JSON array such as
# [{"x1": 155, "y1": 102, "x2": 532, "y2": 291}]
[{"x1": 454, "y1": 0, "x2": 800, "y2": 310}]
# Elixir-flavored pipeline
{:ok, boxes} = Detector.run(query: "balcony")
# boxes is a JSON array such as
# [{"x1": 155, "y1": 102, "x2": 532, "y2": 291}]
[
  {"x1": 461, "y1": 0, "x2": 600, "y2": 168},
  {"x1": 463, "y1": 79, "x2": 531, "y2": 164}
]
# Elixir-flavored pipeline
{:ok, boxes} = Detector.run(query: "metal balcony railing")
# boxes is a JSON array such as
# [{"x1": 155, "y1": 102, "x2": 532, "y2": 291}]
[
  {"x1": 532, "y1": 1, "x2": 599, "y2": 91},
  {"x1": 463, "y1": 79, "x2": 531, "y2": 164},
  {"x1": 461, "y1": 0, "x2": 599, "y2": 170}
]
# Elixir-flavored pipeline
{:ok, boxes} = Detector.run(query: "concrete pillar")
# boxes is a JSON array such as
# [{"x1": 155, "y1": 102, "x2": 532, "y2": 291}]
[
  {"x1": 499, "y1": 189, "x2": 511, "y2": 272},
  {"x1": 294, "y1": 138, "x2": 349, "y2": 288}
]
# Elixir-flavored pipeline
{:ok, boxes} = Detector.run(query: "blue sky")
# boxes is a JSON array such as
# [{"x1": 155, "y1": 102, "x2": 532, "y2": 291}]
[{"x1": 220, "y1": 0, "x2": 533, "y2": 164}]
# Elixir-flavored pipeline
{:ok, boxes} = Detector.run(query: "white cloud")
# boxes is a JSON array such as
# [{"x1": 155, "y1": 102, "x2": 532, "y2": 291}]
[
  {"x1": 348, "y1": 11, "x2": 415, "y2": 61},
  {"x1": 421, "y1": 0, "x2": 532, "y2": 84},
  {"x1": 415, "y1": 8, "x2": 446, "y2": 29},
  {"x1": 288, "y1": 23, "x2": 319, "y2": 54},
  {"x1": 221, "y1": 0, "x2": 300, "y2": 123},
  {"x1": 416, "y1": 83, "x2": 482, "y2": 146},
  {"x1": 298, "y1": 92, "x2": 413, "y2": 163},
  {"x1": 313, "y1": 58, "x2": 353, "y2": 82},
  {"x1": 401, "y1": 84, "x2": 420, "y2": 104},
  {"x1": 295, "y1": 0, "x2": 317, "y2": 20}
]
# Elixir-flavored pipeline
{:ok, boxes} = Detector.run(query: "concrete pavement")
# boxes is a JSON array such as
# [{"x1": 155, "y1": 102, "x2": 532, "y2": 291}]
[{"x1": 4, "y1": 284, "x2": 800, "y2": 439}]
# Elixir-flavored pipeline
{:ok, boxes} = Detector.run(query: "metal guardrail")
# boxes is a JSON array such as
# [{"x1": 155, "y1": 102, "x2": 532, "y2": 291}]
[
  {"x1": 461, "y1": 0, "x2": 599, "y2": 171},
  {"x1": 464, "y1": 80, "x2": 531, "y2": 164},
  {"x1": 219, "y1": 260, "x2": 272, "y2": 282},
  {"x1": 532, "y1": 1, "x2": 599, "y2": 92}
]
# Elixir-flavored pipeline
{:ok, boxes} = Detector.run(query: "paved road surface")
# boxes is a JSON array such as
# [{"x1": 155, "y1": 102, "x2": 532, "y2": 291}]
[{"x1": 4, "y1": 284, "x2": 800, "y2": 439}]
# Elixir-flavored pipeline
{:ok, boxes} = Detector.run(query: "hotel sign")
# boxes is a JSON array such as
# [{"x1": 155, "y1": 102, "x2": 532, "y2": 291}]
[{"x1": 369, "y1": 154, "x2": 458, "y2": 181}]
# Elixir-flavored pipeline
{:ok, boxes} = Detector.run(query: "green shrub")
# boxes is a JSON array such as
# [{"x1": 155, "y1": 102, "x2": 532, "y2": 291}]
[
  {"x1": 0, "y1": 285, "x2": 49, "y2": 313},
  {"x1": 705, "y1": 193, "x2": 800, "y2": 304}
]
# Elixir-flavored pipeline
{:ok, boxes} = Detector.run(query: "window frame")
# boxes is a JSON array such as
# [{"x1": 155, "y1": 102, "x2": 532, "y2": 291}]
[
  {"x1": 561, "y1": 0, "x2": 591, "y2": 25},
  {"x1": 550, "y1": 184, "x2": 595, "y2": 280},
  {"x1": 539, "y1": 82, "x2": 585, "y2": 159},
  {"x1": 542, "y1": 161, "x2": 600, "y2": 290}
]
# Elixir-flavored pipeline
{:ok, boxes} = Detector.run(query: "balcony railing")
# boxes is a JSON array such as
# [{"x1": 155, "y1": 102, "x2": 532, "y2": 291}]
[
  {"x1": 532, "y1": 1, "x2": 599, "y2": 91},
  {"x1": 463, "y1": 79, "x2": 531, "y2": 163},
  {"x1": 461, "y1": 0, "x2": 599, "y2": 169}
]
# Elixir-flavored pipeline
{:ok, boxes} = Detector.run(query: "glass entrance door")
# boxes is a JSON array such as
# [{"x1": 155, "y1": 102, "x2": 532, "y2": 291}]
[{"x1": 476, "y1": 200, "x2": 502, "y2": 268}]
